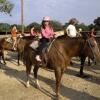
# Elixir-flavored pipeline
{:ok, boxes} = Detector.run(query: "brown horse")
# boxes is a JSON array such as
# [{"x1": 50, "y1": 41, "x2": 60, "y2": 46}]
[
  {"x1": 0, "y1": 37, "x2": 13, "y2": 64},
  {"x1": 79, "y1": 36, "x2": 100, "y2": 77},
  {"x1": 23, "y1": 35, "x2": 100, "y2": 99},
  {"x1": 0, "y1": 36, "x2": 36, "y2": 65},
  {"x1": 17, "y1": 36, "x2": 37, "y2": 65}
]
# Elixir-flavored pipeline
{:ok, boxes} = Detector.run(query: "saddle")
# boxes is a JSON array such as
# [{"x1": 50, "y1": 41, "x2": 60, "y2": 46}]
[{"x1": 5, "y1": 37, "x2": 13, "y2": 44}]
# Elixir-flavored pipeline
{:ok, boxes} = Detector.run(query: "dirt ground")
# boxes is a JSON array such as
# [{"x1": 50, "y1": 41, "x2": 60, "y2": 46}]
[{"x1": 0, "y1": 51, "x2": 100, "y2": 100}]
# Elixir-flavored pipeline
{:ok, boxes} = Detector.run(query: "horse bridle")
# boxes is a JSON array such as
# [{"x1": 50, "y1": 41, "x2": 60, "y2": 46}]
[{"x1": 82, "y1": 38, "x2": 96, "y2": 63}]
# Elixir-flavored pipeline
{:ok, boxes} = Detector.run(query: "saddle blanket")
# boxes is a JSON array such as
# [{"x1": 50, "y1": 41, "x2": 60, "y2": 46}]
[{"x1": 6, "y1": 37, "x2": 13, "y2": 44}]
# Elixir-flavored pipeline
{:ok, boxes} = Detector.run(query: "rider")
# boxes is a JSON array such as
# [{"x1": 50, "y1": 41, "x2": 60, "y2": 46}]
[
  {"x1": 65, "y1": 18, "x2": 79, "y2": 37},
  {"x1": 11, "y1": 25, "x2": 17, "y2": 50},
  {"x1": 30, "y1": 26, "x2": 38, "y2": 37},
  {"x1": 89, "y1": 27, "x2": 96, "y2": 37},
  {"x1": 35, "y1": 16, "x2": 55, "y2": 61},
  {"x1": 65, "y1": 18, "x2": 79, "y2": 65}
]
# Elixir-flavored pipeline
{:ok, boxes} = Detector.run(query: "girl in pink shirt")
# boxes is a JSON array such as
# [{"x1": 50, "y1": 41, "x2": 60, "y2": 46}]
[
  {"x1": 36, "y1": 16, "x2": 54, "y2": 61},
  {"x1": 41, "y1": 16, "x2": 54, "y2": 42}
]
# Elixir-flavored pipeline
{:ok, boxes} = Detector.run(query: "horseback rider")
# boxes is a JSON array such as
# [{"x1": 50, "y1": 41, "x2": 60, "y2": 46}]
[
  {"x1": 89, "y1": 27, "x2": 96, "y2": 37},
  {"x1": 11, "y1": 25, "x2": 18, "y2": 50},
  {"x1": 65, "y1": 18, "x2": 79, "y2": 37},
  {"x1": 35, "y1": 16, "x2": 55, "y2": 61},
  {"x1": 30, "y1": 25, "x2": 40, "y2": 37}
]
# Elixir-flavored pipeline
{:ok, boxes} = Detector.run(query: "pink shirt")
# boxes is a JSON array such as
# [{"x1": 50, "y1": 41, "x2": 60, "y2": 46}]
[{"x1": 41, "y1": 26, "x2": 54, "y2": 38}]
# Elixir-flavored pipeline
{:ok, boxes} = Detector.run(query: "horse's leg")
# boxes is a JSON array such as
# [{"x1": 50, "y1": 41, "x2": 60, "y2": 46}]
[
  {"x1": 2, "y1": 51, "x2": 6, "y2": 65},
  {"x1": 79, "y1": 56, "x2": 86, "y2": 77},
  {"x1": 33, "y1": 65, "x2": 40, "y2": 89},
  {"x1": 17, "y1": 51, "x2": 20, "y2": 66},
  {"x1": 26, "y1": 64, "x2": 32, "y2": 88},
  {"x1": 55, "y1": 67, "x2": 64, "y2": 99}
]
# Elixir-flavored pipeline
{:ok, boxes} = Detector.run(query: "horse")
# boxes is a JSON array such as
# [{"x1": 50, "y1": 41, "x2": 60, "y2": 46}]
[
  {"x1": 0, "y1": 36, "x2": 37, "y2": 65},
  {"x1": 0, "y1": 37, "x2": 13, "y2": 64},
  {"x1": 79, "y1": 36, "x2": 100, "y2": 77},
  {"x1": 23, "y1": 35, "x2": 100, "y2": 99},
  {"x1": 16, "y1": 35, "x2": 37, "y2": 65}
]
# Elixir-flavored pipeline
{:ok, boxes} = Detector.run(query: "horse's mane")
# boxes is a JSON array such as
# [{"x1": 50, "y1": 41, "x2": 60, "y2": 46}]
[
  {"x1": 56, "y1": 35, "x2": 83, "y2": 41},
  {"x1": 21, "y1": 36, "x2": 36, "y2": 40}
]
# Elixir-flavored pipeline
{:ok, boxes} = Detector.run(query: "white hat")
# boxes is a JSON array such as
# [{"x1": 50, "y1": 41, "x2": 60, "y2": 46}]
[{"x1": 43, "y1": 16, "x2": 50, "y2": 21}]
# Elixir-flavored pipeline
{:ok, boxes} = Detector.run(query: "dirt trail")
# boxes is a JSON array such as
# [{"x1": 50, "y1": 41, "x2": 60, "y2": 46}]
[{"x1": 0, "y1": 51, "x2": 100, "y2": 100}]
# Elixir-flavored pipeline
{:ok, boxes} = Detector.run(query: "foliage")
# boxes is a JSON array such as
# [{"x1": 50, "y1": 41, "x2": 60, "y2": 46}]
[
  {"x1": 76, "y1": 23, "x2": 89, "y2": 31},
  {"x1": 0, "y1": 23, "x2": 10, "y2": 32},
  {"x1": 94, "y1": 17, "x2": 100, "y2": 30},
  {"x1": 0, "y1": 17, "x2": 100, "y2": 32},
  {"x1": 50, "y1": 20, "x2": 63, "y2": 31},
  {"x1": 0, "y1": 0, "x2": 14, "y2": 14},
  {"x1": 26, "y1": 22, "x2": 41, "y2": 32},
  {"x1": 11, "y1": 24, "x2": 26, "y2": 32}
]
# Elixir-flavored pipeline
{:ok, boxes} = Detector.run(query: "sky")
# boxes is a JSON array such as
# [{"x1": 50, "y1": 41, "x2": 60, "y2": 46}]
[{"x1": 0, "y1": 0, "x2": 100, "y2": 25}]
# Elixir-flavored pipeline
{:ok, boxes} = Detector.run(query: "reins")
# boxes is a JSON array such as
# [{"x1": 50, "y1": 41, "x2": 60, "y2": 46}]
[
  {"x1": 87, "y1": 39, "x2": 96, "y2": 62},
  {"x1": 46, "y1": 38, "x2": 67, "y2": 67},
  {"x1": 81, "y1": 38, "x2": 96, "y2": 62}
]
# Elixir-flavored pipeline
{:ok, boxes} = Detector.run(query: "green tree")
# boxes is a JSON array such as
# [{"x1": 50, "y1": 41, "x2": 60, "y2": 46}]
[
  {"x1": 26, "y1": 22, "x2": 41, "y2": 32},
  {"x1": 0, "y1": 0, "x2": 14, "y2": 14},
  {"x1": 94, "y1": 17, "x2": 100, "y2": 30},
  {"x1": 88, "y1": 24, "x2": 94, "y2": 30},
  {"x1": 0, "y1": 23, "x2": 10, "y2": 32},
  {"x1": 11, "y1": 24, "x2": 25, "y2": 32},
  {"x1": 50, "y1": 20, "x2": 63, "y2": 31},
  {"x1": 76, "y1": 23, "x2": 89, "y2": 31}
]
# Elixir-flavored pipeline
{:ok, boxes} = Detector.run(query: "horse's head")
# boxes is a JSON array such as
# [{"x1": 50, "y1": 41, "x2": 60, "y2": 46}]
[
  {"x1": 84, "y1": 37, "x2": 100, "y2": 63},
  {"x1": 1, "y1": 37, "x2": 13, "y2": 50}
]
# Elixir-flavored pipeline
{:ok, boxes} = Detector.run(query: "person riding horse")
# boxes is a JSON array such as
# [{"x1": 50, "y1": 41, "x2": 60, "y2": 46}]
[
  {"x1": 65, "y1": 18, "x2": 79, "y2": 37},
  {"x1": 35, "y1": 16, "x2": 55, "y2": 62},
  {"x1": 11, "y1": 25, "x2": 18, "y2": 50}
]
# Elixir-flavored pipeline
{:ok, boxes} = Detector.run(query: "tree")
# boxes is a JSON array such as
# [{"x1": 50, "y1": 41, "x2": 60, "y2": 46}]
[
  {"x1": 76, "y1": 23, "x2": 89, "y2": 31},
  {"x1": 88, "y1": 24, "x2": 94, "y2": 30},
  {"x1": 94, "y1": 17, "x2": 100, "y2": 30},
  {"x1": 50, "y1": 20, "x2": 63, "y2": 31},
  {"x1": 26, "y1": 22, "x2": 41, "y2": 32},
  {"x1": 11, "y1": 24, "x2": 26, "y2": 32},
  {"x1": 0, "y1": 23, "x2": 10, "y2": 32},
  {"x1": 0, "y1": 0, "x2": 14, "y2": 14}
]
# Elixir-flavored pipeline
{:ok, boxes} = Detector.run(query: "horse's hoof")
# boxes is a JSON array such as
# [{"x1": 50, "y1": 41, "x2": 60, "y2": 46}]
[
  {"x1": 36, "y1": 84, "x2": 41, "y2": 89},
  {"x1": 76, "y1": 73, "x2": 89, "y2": 78},
  {"x1": 34, "y1": 79, "x2": 41, "y2": 89},
  {"x1": 4, "y1": 63, "x2": 6, "y2": 65},
  {"x1": 56, "y1": 94, "x2": 60, "y2": 100},
  {"x1": 26, "y1": 81, "x2": 30, "y2": 88},
  {"x1": 26, "y1": 84, "x2": 30, "y2": 88}
]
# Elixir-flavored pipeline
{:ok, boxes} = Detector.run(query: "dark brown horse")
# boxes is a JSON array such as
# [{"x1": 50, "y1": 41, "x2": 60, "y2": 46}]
[
  {"x1": 0, "y1": 36, "x2": 36, "y2": 65},
  {"x1": 17, "y1": 36, "x2": 37, "y2": 65},
  {"x1": 23, "y1": 35, "x2": 100, "y2": 99},
  {"x1": 0, "y1": 37, "x2": 13, "y2": 64},
  {"x1": 79, "y1": 36, "x2": 100, "y2": 77}
]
